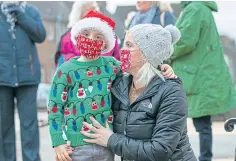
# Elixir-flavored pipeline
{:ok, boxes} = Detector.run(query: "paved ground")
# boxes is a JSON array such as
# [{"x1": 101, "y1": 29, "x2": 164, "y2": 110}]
[{"x1": 15, "y1": 112, "x2": 236, "y2": 161}]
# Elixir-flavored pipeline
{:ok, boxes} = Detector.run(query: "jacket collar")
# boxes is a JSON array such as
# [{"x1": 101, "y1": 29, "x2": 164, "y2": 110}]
[
  {"x1": 128, "y1": 6, "x2": 161, "y2": 30},
  {"x1": 153, "y1": 7, "x2": 162, "y2": 21},
  {"x1": 111, "y1": 74, "x2": 132, "y2": 106}
]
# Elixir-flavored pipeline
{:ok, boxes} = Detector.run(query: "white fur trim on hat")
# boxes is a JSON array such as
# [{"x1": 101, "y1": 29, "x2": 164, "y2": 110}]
[{"x1": 71, "y1": 17, "x2": 116, "y2": 55}]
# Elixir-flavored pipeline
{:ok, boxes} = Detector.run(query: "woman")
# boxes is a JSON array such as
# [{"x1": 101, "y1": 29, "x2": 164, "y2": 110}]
[
  {"x1": 54, "y1": 1, "x2": 120, "y2": 67},
  {"x1": 0, "y1": 2, "x2": 46, "y2": 161},
  {"x1": 170, "y1": 2, "x2": 236, "y2": 161},
  {"x1": 121, "y1": 1, "x2": 176, "y2": 48},
  {"x1": 125, "y1": 1, "x2": 176, "y2": 29},
  {"x1": 81, "y1": 24, "x2": 197, "y2": 161}
]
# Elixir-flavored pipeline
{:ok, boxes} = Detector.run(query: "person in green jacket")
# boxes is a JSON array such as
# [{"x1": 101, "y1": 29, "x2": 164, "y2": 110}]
[{"x1": 170, "y1": 2, "x2": 236, "y2": 161}]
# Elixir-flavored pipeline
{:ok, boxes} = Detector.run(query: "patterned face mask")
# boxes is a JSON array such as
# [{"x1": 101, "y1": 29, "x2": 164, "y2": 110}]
[
  {"x1": 76, "y1": 35, "x2": 104, "y2": 59},
  {"x1": 120, "y1": 49, "x2": 131, "y2": 72}
]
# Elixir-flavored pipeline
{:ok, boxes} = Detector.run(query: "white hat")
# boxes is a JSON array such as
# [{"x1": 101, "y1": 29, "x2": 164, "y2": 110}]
[{"x1": 129, "y1": 24, "x2": 181, "y2": 68}]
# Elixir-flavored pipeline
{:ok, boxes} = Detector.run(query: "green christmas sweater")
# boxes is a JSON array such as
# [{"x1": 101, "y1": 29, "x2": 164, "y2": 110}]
[{"x1": 48, "y1": 56, "x2": 120, "y2": 147}]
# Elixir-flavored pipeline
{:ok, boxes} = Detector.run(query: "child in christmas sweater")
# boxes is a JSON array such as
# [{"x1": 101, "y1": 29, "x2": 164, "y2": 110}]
[{"x1": 48, "y1": 10, "x2": 176, "y2": 161}]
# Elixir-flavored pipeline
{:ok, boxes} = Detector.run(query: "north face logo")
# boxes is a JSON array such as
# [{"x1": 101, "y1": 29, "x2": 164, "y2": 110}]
[{"x1": 141, "y1": 101, "x2": 152, "y2": 109}]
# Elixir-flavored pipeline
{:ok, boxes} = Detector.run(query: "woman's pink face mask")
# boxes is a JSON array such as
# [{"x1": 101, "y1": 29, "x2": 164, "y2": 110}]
[
  {"x1": 120, "y1": 49, "x2": 146, "y2": 73},
  {"x1": 120, "y1": 49, "x2": 131, "y2": 72}
]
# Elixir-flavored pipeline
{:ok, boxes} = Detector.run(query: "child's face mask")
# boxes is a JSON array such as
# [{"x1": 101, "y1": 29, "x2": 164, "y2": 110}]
[{"x1": 76, "y1": 35, "x2": 104, "y2": 59}]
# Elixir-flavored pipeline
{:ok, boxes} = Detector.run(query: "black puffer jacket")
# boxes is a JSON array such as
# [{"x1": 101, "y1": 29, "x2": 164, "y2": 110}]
[{"x1": 108, "y1": 75, "x2": 197, "y2": 161}]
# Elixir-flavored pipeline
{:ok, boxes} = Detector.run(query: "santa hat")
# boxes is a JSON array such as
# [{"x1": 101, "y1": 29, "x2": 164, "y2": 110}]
[
  {"x1": 71, "y1": 10, "x2": 116, "y2": 54},
  {"x1": 62, "y1": 89, "x2": 68, "y2": 93}
]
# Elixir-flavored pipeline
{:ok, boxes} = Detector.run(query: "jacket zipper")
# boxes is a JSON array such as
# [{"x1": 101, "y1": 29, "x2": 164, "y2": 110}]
[
  {"x1": 123, "y1": 107, "x2": 130, "y2": 136},
  {"x1": 111, "y1": 87, "x2": 130, "y2": 136},
  {"x1": 112, "y1": 87, "x2": 157, "y2": 136},
  {"x1": 124, "y1": 93, "x2": 157, "y2": 135},
  {"x1": 29, "y1": 54, "x2": 34, "y2": 75}
]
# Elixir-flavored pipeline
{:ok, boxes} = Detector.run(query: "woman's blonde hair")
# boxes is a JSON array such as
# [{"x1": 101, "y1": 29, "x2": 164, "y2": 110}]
[
  {"x1": 135, "y1": 61, "x2": 165, "y2": 87},
  {"x1": 152, "y1": 1, "x2": 173, "y2": 13},
  {"x1": 67, "y1": 1, "x2": 99, "y2": 28}
]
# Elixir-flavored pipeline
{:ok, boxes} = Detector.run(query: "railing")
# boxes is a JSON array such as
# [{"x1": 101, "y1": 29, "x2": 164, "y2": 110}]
[{"x1": 224, "y1": 118, "x2": 236, "y2": 161}]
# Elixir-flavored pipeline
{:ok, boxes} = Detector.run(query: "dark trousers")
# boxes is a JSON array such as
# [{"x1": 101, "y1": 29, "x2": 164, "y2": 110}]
[
  {"x1": 0, "y1": 85, "x2": 41, "y2": 161},
  {"x1": 193, "y1": 116, "x2": 213, "y2": 161}
]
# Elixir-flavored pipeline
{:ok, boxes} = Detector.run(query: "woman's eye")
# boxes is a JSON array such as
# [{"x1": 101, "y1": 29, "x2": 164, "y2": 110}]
[{"x1": 96, "y1": 36, "x2": 101, "y2": 40}]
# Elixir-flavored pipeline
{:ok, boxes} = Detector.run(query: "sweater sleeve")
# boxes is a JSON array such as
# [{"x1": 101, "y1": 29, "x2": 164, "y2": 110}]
[
  {"x1": 48, "y1": 65, "x2": 69, "y2": 147},
  {"x1": 170, "y1": 4, "x2": 202, "y2": 61},
  {"x1": 17, "y1": 5, "x2": 46, "y2": 43},
  {"x1": 107, "y1": 82, "x2": 188, "y2": 161}
]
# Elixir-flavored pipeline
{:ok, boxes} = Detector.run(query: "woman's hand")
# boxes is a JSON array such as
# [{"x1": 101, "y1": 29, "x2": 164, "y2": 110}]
[
  {"x1": 160, "y1": 64, "x2": 177, "y2": 79},
  {"x1": 54, "y1": 144, "x2": 72, "y2": 161},
  {"x1": 81, "y1": 117, "x2": 114, "y2": 147},
  {"x1": 65, "y1": 141, "x2": 74, "y2": 155}
]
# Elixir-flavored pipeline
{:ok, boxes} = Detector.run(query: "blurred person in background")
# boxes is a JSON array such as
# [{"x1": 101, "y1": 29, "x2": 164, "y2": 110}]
[
  {"x1": 96, "y1": 1, "x2": 125, "y2": 40},
  {"x1": 125, "y1": 1, "x2": 176, "y2": 29},
  {"x1": 170, "y1": 1, "x2": 236, "y2": 161},
  {"x1": 121, "y1": 1, "x2": 176, "y2": 48},
  {"x1": 0, "y1": 1, "x2": 46, "y2": 161},
  {"x1": 55, "y1": 1, "x2": 120, "y2": 68}
]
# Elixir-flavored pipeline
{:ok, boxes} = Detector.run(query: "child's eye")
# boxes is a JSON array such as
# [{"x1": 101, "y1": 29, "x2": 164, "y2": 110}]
[
  {"x1": 96, "y1": 36, "x2": 101, "y2": 40},
  {"x1": 82, "y1": 31, "x2": 89, "y2": 37}
]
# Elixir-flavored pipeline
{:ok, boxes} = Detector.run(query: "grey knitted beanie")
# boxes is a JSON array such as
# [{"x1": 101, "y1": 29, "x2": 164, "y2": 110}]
[{"x1": 129, "y1": 24, "x2": 181, "y2": 68}]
